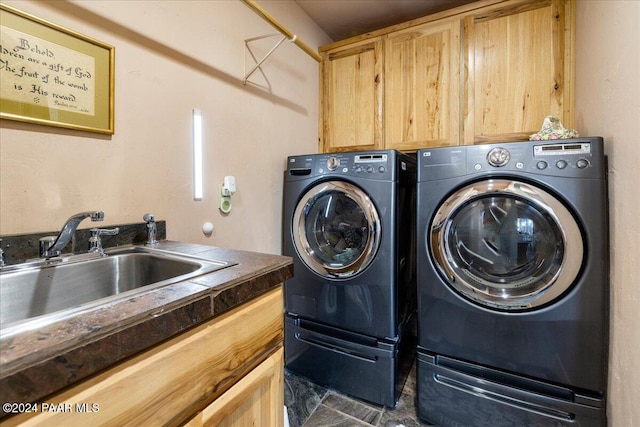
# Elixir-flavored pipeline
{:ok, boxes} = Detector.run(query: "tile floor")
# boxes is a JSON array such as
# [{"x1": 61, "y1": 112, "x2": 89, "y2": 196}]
[{"x1": 284, "y1": 364, "x2": 433, "y2": 426}]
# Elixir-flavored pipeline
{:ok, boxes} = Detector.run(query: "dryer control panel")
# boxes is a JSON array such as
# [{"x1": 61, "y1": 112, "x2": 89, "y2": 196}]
[
  {"x1": 532, "y1": 142, "x2": 593, "y2": 172},
  {"x1": 417, "y1": 137, "x2": 604, "y2": 182}
]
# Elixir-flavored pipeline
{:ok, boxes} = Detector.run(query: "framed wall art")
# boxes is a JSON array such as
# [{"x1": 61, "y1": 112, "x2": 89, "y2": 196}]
[{"x1": 0, "y1": 4, "x2": 114, "y2": 134}]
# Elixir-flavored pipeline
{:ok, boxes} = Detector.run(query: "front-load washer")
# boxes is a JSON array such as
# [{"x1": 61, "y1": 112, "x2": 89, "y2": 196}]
[
  {"x1": 416, "y1": 138, "x2": 609, "y2": 426},
  {"x1": 283, "y1": 150, "x2": 416, "y2": 407}
]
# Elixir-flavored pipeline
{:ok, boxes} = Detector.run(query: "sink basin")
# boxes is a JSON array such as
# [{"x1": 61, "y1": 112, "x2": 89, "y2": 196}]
[{"x1": 0, "y1": 245, "x2": 231, "y2": 333}]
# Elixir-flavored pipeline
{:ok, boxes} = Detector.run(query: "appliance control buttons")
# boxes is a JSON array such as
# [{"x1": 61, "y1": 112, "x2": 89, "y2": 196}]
[
  {"x1": 536, "y1": 161, "x2": 548, "y2": 170},
  {"x1": 487, "y1": 148, "x2": 511, "y2": 167},
  {"x1": 556, "y1": 160, "x2": 568, "y2": 169},
  {"x1": 474, "y1": 163, "x2": 482, "y2": 171},
  {"x1": 326, "y1": 156, "x2": 340, "y2": 171},
  {"x1": 576, "y1": 159, "x2": 590, "y2": 169},
  {"x1": 515, "y1": 162, "x2": 524, "y2": 169},
  {"x1": 353, "y1": 164, "x2": 388, "y2": 173}
]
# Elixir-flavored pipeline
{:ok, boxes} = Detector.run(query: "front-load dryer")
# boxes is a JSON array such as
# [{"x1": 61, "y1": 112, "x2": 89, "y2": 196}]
[
  {"x1": 283, "y1": 150, "x2": 416, "y2": 407},
  {"x1": 416, "y1": 138, "x2": 609, "y2": 426}
]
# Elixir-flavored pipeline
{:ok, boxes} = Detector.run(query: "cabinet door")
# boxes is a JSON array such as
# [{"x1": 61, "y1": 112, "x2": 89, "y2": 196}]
[
  {"x1": 463, "y1": 0, "x2": 574, "y2": 144},
  {"x1": 2, "y1": 287, "x2": 284, "y2": 427},
  {"x1": 185, "y1": 348, "x2": 284, "y2": 427},
  {"x1": 321, "y1": 38, "x2": 383, "y2": 152},
  {"x1": 385, "y1": 19, "x2": 461, "y2": 150}
]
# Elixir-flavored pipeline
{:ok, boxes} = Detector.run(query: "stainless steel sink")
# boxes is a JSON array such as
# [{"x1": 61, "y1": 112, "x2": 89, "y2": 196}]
[{"x1": 0, "y1": 245, "x2": 231, "y2": 333}]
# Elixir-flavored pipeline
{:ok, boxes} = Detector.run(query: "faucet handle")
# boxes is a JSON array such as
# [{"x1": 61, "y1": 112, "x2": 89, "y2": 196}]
[
  {"x1": 39, "y1": 236, "x2": 60, "y2": 258},
  {"x1": 89, "y1": 227, "x2": 120, "y2": 255},
  {"x1": 90, "y1": 227, "x2": 120, "y2": 237},
  {"x1": 143, "y1": 213, "x2": 155, "y2": 223}
]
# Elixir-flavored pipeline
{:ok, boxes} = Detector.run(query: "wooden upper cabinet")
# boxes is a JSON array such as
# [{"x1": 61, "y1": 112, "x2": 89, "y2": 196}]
[
  {"x1": 385, "y1": 19, "x2": 461, "y2": 151},
  {"x1": 320, "y1": 38, "x2": 383, "y2": 152},
  {"x1": 463, "y1": 0, "x2": 574, "y2": 144},
  {"x1": 319, "y1": 0, "x2": 575, "y2": 152}
]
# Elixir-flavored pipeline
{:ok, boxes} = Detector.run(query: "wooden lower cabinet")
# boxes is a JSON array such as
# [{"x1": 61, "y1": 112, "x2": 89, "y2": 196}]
[
  {"x1": 3, "y1": 286, "x2": 284, "y2": 427},
  {"x1": 185, "y1": 348, "x2": 283, "y2": 427}
]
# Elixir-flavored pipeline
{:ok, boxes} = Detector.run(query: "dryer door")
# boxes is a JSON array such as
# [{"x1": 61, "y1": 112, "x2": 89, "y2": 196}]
[
  {"x1": 429, "y1": 179, "x2": 583, "y2": 310},
  {"x1": 293, "y1": 180, "x2": 381, "y2": 279}
]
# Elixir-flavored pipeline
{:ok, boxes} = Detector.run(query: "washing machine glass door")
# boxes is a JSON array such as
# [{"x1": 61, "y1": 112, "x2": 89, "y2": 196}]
[
  {"x1": 430, "y1": 179, "x2": 584, "y2": 310},
  {"x1": 293, "y1": 180, "x2": 381, "y2": 279}
]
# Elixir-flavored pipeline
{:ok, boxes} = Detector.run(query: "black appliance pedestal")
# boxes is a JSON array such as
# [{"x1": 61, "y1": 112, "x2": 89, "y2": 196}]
[
  {"x1": 286, "y1": 315, "x2": 415, "y2": 408},
  {"x1": 417, "y1": 352, "x2": 606, "y2": 427}
]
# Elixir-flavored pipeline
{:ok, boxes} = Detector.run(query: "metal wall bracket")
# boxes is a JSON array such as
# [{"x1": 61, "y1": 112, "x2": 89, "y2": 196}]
[
  {"x1": 243, "y1": 33, "x2": 296, "y2": 85},
  {"x1": 241, "y1": 0, "x2": 321, "y2": 86}
]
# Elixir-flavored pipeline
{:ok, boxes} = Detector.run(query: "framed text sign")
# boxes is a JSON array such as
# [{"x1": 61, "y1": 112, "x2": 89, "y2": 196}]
[{"x1": 0, "y1": 4, "x2": 114, "y2": 134}]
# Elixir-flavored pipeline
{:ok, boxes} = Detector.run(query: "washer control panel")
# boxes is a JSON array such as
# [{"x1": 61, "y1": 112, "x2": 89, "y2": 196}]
[
  {"x1": 353, "y1": 153, "x2": 388, "y2": 174},
  {"x1": 287, "y1": 151, "x2": 398, "y2": 180}
]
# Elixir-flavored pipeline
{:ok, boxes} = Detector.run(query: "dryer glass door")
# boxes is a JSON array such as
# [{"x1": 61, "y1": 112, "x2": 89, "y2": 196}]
[
  {"x1": 430, "y1": 179, "x2": 584, "y2": 310},
  {"x1": 293, "y1": 181, "x2": 381, "y2": 279}
]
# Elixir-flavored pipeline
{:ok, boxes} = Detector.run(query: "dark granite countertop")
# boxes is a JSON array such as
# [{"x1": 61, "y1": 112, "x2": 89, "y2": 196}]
[{"x1": 0, "y1": 241, "x2": 293, "y2": 413}]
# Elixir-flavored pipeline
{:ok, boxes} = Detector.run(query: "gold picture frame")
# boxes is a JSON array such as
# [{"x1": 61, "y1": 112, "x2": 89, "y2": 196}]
[{"x1": 0, "y1": 4, "x2": 114, "y2": 134}]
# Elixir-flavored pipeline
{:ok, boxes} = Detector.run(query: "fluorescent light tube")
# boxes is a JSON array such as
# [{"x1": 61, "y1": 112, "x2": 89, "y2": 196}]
[{"x1": 193, "y1": 109, "x2": 203, "y2": 201}]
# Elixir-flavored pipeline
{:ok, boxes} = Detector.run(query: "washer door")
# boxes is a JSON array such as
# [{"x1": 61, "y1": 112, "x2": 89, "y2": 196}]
[
  {"x1": 293, "y1": 180, "x2": 381, "y2": 279},
  {"x1": 429, "y1": 179, "x2": 584, "y2": 310}
]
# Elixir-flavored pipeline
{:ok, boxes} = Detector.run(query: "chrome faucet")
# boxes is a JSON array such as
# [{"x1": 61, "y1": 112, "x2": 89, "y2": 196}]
[
  {"x1": 39, "y1": 211, "x2": 105, "y2": 258},
  {"x1": 143, "y1": 213, "x2": 158, "y2": 246}
]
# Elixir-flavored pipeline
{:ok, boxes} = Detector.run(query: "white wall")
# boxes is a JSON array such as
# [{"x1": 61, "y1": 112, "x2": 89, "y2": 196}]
[
  {"x1": 575, "y1": 2, "x2": 640, "y2": 425},
  {"x1": 0, "y1": 0, "x2": 331, "y2": 255}
]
